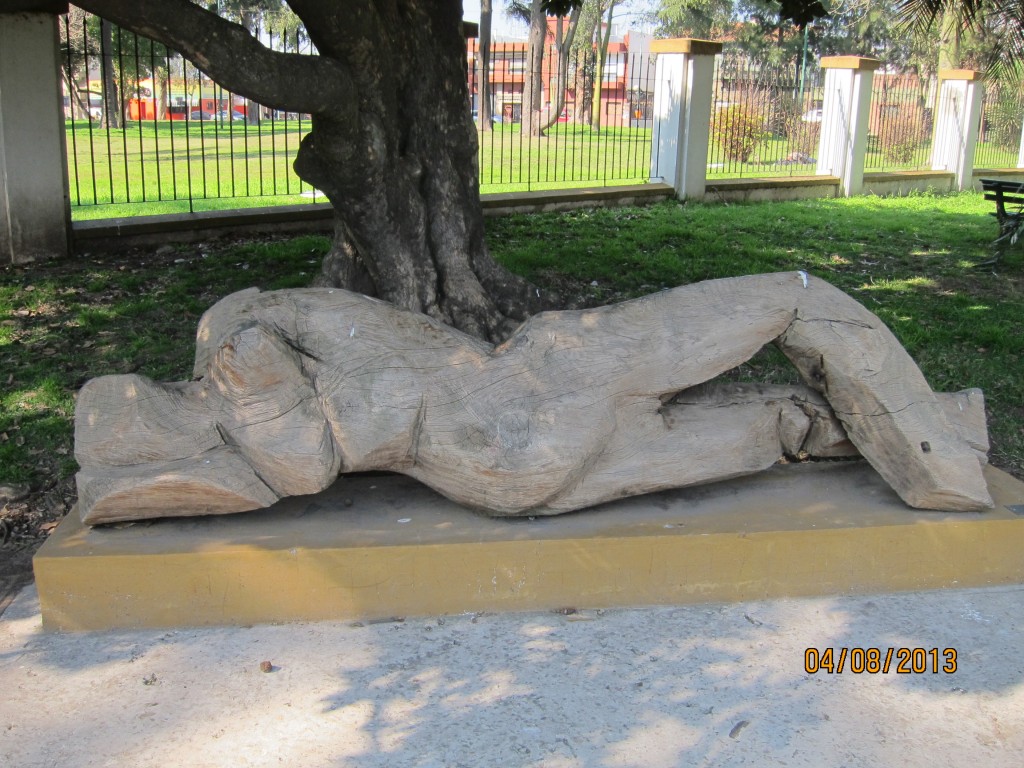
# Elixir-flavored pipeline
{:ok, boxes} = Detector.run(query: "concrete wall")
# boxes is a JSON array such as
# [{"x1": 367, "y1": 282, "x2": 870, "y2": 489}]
[
  {"x1": 0, "y1": 11, "x2": 70, "y2": 264},
  {"x1": 705, "y1": 177, "x2": 840, "y2": 204},
  {"x1": 862, "y1": 171, "x2": 956, "y2": 197}
]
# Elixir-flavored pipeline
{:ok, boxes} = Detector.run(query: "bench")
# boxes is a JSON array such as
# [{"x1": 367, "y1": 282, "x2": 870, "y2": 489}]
[{"x1": 980, "y1": 178, "x2": 1024, "y2": 245}]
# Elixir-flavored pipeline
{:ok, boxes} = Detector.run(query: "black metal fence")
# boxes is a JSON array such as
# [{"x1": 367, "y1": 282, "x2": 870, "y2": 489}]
[
  {"x1": 61, "y1": 10, "x2": 322, "y2": 218},
  {"x1": 864, "y1": 72, "x2": 934, "y2": 172},
  {"x1": 57, "y1": 8, "x2": 1024, "y2": 219},
  {"x1": 976, "y1": 82, "x2": 1024, "y2": 169},
  {"x1": 469, "y1": 41, "x2": 656, "y2": 192},
  {"x1": 706, "y1": 54, "x2": 824, "y2": 179},
  {"x1": 61, "y1": 10, "x2": 657, "y2": 218}
]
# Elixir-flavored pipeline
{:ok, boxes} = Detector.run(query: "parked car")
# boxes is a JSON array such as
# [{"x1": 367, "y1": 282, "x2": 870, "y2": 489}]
[
  {"x1": 189, "y1": 109, "x2": 215, "y2": 121},
  {"x1": 801, "y1": 107, "x2": 823, "y2": 123},
  {"x1": 218, "y1": 109, "x2": 247, "y2": 122}
]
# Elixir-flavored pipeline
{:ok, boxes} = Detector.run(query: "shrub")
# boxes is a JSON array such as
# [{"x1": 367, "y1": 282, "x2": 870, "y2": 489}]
[
  {"x1": 712, "y1": 105, "x2": 767, "y2": 163},
  {"x1": 877, "y1": 106, "x2": 927, "y2": 166}
]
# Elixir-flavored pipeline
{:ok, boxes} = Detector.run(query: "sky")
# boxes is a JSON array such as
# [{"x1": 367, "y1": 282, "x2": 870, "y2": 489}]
[
  {"x1": 460, "y1": 1, "x2": 531, "y2": 39},
  {"x1": 460, "y1": 1, "x2": 658, "y2": 40}
]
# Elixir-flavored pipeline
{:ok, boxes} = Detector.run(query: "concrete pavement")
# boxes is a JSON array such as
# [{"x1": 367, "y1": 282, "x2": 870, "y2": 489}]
[{"x1": 2, "y1": 582, "x2": 1023, "y2": 767}]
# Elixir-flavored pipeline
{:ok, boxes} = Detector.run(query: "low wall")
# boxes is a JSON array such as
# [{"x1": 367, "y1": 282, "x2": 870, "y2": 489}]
[
  {"x1": 704, "y1": 176, "x2": 840, "y2": 204},
  {"x1": 971, "y1": 169, "x2": 1024, "y2": 190},
  {"x1": 71, "y1": 184, "x2": 675, "y2": 252},
  {"x1": 863, "y1": 170, "x2": 955, "y2": 196},
  {"x1": 68, "y1": 170, "x2": 1024, "y2": 254}
]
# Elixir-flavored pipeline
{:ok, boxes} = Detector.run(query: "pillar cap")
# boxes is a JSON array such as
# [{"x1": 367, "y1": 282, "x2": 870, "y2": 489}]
[
  {"x1": 462, "y1": 21, "x2": 479, "y2": 39},
  {"x1": 820, "y1": 56, "x2": 882, "y2": 71},
  {"x1": 650, "y1": 38, "x2": 723, "y2": 56},
  {"x1": 939, "y1": 68, "x2": 983, "y2": 81}
]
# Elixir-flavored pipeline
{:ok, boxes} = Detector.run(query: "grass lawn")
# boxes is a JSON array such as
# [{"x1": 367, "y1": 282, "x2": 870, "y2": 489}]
[
  {"x1": 2, "y1": 191, "x2": 1022, "y2": 540},
  {"x1": 65, "y1": 120, "x2": 654, "y2": 216}
]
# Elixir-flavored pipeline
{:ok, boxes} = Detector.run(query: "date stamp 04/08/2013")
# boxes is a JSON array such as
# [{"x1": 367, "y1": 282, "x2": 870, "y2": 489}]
[{"x1": 804, "y1": 647, "x2": 958, "y2": 675}]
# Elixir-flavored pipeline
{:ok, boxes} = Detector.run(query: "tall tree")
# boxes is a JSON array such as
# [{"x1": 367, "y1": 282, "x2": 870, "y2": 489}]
[
  {"x1": 898, "y1": 0, "x2": 1024, "y2": 77},
  {"x1": 479, "y1": 0, "x2": 494, "y2": 131},
  {"x1": 99, "y1": 18, "x2": 120, "y2": 128},
  {"x1": 540, "y1": 4, "x2": 584, "y2": 131},
  {"x1": 74, "y1": 0, "x2": 563, "y2": 341}
]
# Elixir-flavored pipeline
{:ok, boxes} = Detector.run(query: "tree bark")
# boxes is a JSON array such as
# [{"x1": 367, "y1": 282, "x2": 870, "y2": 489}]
[
  {"x1": 521, "y1": 0, "x2": 547, "y2": 138},
  {"x1": 540, "y1": 8, "x2": 582, "y2": 133},
  {"x1": 100, "y1": 18, "x2": 120, "y2": 129},
  {"x1": 478, "y1": 0, "x2": 493, "y2": 132},
  {"x1": 77, "y1": 1, "x2": 550, "y2": 340}
]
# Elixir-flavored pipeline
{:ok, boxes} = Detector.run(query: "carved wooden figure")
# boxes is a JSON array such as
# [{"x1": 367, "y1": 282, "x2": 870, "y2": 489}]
[{"x1": 74, "y1": 272, "x2": 993, "y2": 524}]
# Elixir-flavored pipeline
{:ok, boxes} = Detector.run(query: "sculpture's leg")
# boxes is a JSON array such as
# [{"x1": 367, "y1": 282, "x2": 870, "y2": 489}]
[
  {"x1": 539, "y1": 388, "x2": 816, "y2": 513},
  {"x1": 775, "y1": 275, "x2": 991, "y2": 511},
  {"x1": 480, "y1": 272, "x2": 991, "y2": 513},
  {"x1": 538, "y1": 383, "x2": 989, "y2": 515}
]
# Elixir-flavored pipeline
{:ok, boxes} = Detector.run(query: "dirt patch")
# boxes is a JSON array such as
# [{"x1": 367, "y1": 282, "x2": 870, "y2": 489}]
[{"x1": 0, "y1": 476, "x2": 76, "y2": 616}]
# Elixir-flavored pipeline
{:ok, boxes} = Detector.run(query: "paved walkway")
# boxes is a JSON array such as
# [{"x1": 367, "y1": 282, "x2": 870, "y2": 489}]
[{"x1": 2, "y1": 582, "x2": 1023, "y2": 767}]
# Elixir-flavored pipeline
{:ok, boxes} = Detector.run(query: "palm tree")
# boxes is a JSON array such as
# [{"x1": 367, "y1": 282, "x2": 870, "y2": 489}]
[{"x1": 898, "y1": 0, "x2": 1024, "y2": 78}]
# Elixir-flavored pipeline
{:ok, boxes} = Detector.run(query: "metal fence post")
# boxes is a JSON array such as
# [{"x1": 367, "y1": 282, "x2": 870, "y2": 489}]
[
  {"x1": 816, "y1": 56, "x2": 879, "y2": 197},
  {"x1": 930, "y1": 69, "x2": 983, "y2": 191},
  {"x1": 649, "y1": 38, "x2": 722, "y2": 200},
  {"x1": 0, "y1": 2, "x2": 71, "y2": 264}
]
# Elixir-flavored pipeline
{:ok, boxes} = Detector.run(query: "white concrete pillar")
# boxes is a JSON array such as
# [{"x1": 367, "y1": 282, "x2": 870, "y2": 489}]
[
  {"x1": 649, "y1": 38, "x2": 722, "y2": 200},
  {"x1": 930, "y1": 69, "x2": 983, "y2": 191},
  {"x1": 1016, "y1": 119, "x2": 1024, "y2": 169},
  {"x1": 816, "y1": 56, "x2": 879, "y2": 197},
  {"x1": 0, "y1": 4, "x2": 71, "y2": 264}
]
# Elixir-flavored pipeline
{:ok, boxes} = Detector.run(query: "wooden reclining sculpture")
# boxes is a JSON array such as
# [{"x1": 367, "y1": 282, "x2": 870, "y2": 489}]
[{"x1": 74, "y1": 272, "x2": 993, "y2": 525}]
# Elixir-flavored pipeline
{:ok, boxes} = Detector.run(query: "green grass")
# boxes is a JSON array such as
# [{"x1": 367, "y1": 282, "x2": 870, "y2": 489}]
[
  {"x1": 0, "y1": 235, "x2": 329, "y2": 484},
  {"x1": 66, "y1": 119, "x2": 1024, "y2": 211},
  {"x1": 66, "y1": 120, "x2": 654, "y2": 214},
  {"x1": 3, "y1": 191, "x2": 1022, "y2": 497},
  {"x1": 488, "y1": 191, "x2": 1024, "y2": 478},
  {"x1": 65, "y1": 119, "x2": 318, "y2": 214}
]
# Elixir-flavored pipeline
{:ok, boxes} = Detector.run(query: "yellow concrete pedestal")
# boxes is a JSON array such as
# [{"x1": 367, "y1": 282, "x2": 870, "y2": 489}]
[{"x1": 33, "y1": 462, "x2": 1024, "y2": 631}]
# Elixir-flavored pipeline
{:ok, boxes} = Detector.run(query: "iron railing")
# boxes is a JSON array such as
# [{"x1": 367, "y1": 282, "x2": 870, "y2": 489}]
[
  {"x1": 58, "y1": 8, "x2": 1024, "y2": 220},
  {"x1": 864, "y1": 71, "x2": 934, "y2": 172},
  {"x1": 469, "y1": 42, "x2": 655, "y2": 192},
  {"x1": 61, "y1": 11, "x2": 321, "y2": 218},
  {"x1": 976, "y1": 83, "x2": 1024, "y2": 169},
  {"x1": 61, "y1": 11, "x2": 656, "y2": 218},
  {"x1": 706, "y1": 54, "x2": 824, "y2": 179}
]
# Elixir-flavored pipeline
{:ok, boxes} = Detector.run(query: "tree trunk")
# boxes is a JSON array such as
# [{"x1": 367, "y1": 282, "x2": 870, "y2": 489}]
[
  {"x1": 591, "y1": 0, "x2": 616, "y2": 132},
  {"x1": 540, "y1": 8, "x2": 582, "y2": 133},
  {"x1": 938, "y1": 7, "x2": 961, "y2": 70},
  {"x1": 521, "y1": 0, "x2": 547, "y2": 138},
  {"x1": 100, "y1": 18, "x2": 120, "y2": 129},
  {"x1": 76, "y1": 0, "x2": 556, "y2": 342},
  {"x1": 297, "y1": 3, "x2": 554, "y2": 341},
  {"x1": 154, "y1": 66, "x2": 168, "y2": 120},
  {"x1": 571, "y1": 0, "x2": 600, "y2": 125},
  {"x1": 573, "y1": 46, "x2": 593, "y2": 125},
  {"x1": 478, "y1": 0, "x2": 493, "y2": 132}
]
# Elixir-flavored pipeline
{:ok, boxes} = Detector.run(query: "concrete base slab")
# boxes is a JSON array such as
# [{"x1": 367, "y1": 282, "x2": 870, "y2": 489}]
[{"x1": 34, "y1": 461, "x2": 1024, "y2": 631}]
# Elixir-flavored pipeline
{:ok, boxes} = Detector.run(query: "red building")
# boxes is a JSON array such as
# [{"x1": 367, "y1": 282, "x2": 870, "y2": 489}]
[{"x1": 466, "y1": 21, "x2": 653, "y2": 128}]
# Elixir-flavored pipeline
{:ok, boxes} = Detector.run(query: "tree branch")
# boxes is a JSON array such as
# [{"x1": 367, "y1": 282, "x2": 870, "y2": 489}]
[{"x1": 74, "y1": 0, "x2": 356, "y2": 116}]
